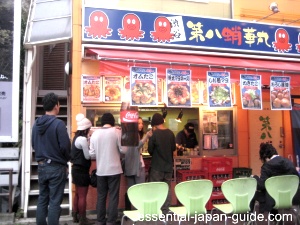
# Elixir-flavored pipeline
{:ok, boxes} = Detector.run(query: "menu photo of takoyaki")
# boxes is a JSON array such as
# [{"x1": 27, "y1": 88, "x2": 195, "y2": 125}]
[
  {"x1": 105, "y1": 84, "x2": 121, "y2": 101},
  {"x1": 167, "y1": 84, "x2": 191, "y2": 106},
  {"x1": 83, "y1": 84, "x2": 101, "y2": 98},
  {"x1": 104, "y1": 76, "x2": 122, "y2": 102},
  {"x1": 241, "y1": 88, "x2": 261, "y2": 109},
  {"x1": 271, "y1": 88, "x2": 291, "y2": 109},
  {"x1": 131, "y1": 82, "x2": 157, "y2": 105},
  {"x1": 208, "y1": 85, "x2": 231, "y2": 107},
  {"x1": 81, "y1": 75, "x2": 102, "y2": 102}
]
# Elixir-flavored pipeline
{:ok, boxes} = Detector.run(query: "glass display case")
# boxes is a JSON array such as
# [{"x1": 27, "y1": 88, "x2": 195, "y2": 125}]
[{"x1": 199, "y1": 106, "x2": 237, "y2": 156}]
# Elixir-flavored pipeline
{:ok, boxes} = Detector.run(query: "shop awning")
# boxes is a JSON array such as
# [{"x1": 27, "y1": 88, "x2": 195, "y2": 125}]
[
  {"x1": 84, "y1": 47, "x2": 300, "y2": 86},
  {"x1": 24, "y1": 0, "x2": 72, "y2": 47}
]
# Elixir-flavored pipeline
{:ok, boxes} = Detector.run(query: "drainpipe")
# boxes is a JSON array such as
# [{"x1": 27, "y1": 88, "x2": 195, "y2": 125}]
[{"x1": 21, "y1": 45, "x2": 36, "y2": 218}]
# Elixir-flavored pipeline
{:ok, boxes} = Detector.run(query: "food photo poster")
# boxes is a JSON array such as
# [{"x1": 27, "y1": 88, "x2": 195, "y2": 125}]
[
  {"x1": 240, "y1": 74, "x2": 262, "y2": 110},
  {"x1": 270, "y1": 76, "x2": 292, "y2": 110},
  {"x1": 130, "y1": 66, "x2": 158, "y2": 106},
  {"x1": 207, "y1": 71, "x2": 232, "y2": 107},
  {"x1": 103, "y1": 76, "x2": 122, "y2": 102},
  {"x1": 166, "y1": 68, "x2": 192, "y2": 107},
  {"x1": 81, "y1": 75, "x2": 102, "y2": 103}
]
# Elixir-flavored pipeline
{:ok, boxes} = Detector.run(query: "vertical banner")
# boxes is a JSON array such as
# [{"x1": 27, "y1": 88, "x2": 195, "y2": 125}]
[
  {"x1": 200, "y1": 81, "x2": 208, "y2": 104},
  {"x1": 207, "y1": 71, "x2": 232, "y2": 107},
  {"x1": 270, "y1": 76, "x2": 292, "y2": 110},
  {"x1": 103, "y1": 76, "x2": 122, "y2": 102},
  {"x1": 130, "y1": 66, "x2": 158, "y2": 106},
  {"x1": 166, "y1": 68, "x2": 191, "y2": 107},
  {"x1": 81, "y1": 75, "x2": 102, "y2": 103},
  {"x1": 122, "y1": 76, "x2": 130, "y2": 102},
  {"x1": 240, "y1": 74, "x2": 262, "y2": 110},
  {"x1": 191, "y1": 80, "x2": 200, "y2": 104}
]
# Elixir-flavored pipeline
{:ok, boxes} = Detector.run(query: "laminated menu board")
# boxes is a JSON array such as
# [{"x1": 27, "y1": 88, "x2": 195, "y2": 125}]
[
  {"x1": 270, "y1": 76, "x2": 292, "y2": 110},
  {"x1": 81, "y1": 75, "x2": 102, "y2": 103},
  {"x1": 103, "y1": 76, "x2": 122, "y2": 102},
  {"x1": 240, "y1": 74, "x2": 262, "y2": 110},
  {"x1": 207, "y1": 71, "x2": 232, "y2": 107},
  {"x1": 130, "y1": 66, "x2": 158, "y2": 106},
  {"x1": 203, "y1": 134, "x2": 218, "y2": 150},
  {"x1": 166, "y1": 69, "x2": 191, "y2": 107}
]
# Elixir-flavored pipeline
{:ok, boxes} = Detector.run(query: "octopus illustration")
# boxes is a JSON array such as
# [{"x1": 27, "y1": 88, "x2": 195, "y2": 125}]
[
  {"x1": 150, "y1": 16, "x2": 174, "y2": 43},
  {"x1": 272, "y1": 28, "x2": 292, "y2": 53},
  {"x1": 295, "y1": 33, "x2": 300, "y2": 53},
  {"x1": 85, "y1": 11, "x2": 112, "y2": 39},
  {"x1": 118, "y1": 13, "x2": 145, "y2": 41}
]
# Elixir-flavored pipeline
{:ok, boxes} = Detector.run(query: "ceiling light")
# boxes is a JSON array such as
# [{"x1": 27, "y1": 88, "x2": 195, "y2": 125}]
[
  {"x1": 175, "y1": 109, "x2": 183, "y2": 123},
  {"x1": 269, "y1": 2, "x2": 279, "y2": 13}
]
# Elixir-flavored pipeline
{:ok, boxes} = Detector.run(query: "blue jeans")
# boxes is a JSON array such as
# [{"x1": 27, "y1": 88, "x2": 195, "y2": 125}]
[{"x1": 36, "y1": 163, "x2": 67, "y2": 225}]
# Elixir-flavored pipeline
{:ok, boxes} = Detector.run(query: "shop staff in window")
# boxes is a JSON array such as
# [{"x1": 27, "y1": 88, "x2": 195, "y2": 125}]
[{"x1": 175, "y1": 122, "x2": 198, "y2": 150}]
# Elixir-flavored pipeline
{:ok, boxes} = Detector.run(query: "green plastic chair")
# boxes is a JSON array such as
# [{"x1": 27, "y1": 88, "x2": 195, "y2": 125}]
[
  {"x1": 210, "y1": 177, "x2": 257, "y2": 225},
  {"x1": 121, "y1": 182, "x2": 169, "y2": 225},
  {"x1": 169, "y1": 179, "x2": 213, "y2": 225},
  {"x1": 265, "y1": 175, "x2": 299, "y2": 225}
]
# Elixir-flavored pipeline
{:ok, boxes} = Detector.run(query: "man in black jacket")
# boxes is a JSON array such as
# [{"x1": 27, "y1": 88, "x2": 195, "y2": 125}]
[{"x1": 250, "y1": 142, "x2": 300, "y2": 215}]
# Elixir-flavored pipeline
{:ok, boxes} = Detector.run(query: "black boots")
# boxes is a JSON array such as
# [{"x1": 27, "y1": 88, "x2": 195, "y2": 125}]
[
  {"x1": 125, "y1": 193, "x2": 131, "y2": 210},
  {"x1": 78, "y1": 214, "x2": 95, "y2": 225},
  {"x1": 72, "y1": 211, "x2": 79, "y2": 223}
]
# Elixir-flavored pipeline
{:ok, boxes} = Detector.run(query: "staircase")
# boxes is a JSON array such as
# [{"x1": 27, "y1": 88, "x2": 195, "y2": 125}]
[{"x1": 26, "y1": 90, "x2": 71, "y2": 218}]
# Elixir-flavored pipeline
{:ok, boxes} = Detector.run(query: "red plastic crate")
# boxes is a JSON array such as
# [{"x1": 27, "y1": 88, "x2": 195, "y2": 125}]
[
  {"x1": 207, "y1": 172, "x2": 232, "y2": 187},
  {"x1": 206, "y1": 194, "x2": 228, "y2": 210},
  {"x1": 202, "y1": 157, "x2": 233, "y2": 173},
  {"x1": 176, "y1": 170, "x2": 207, "y2": 183}
]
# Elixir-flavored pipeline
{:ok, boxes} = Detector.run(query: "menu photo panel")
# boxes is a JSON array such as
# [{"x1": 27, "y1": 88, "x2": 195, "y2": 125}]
[
  {"x1": 207, "y1": 71, "x2": 232, "y2": 108},
  {"x1": 81, "y1": 75, "x2": 102, "y2": 103},
  {"x1": 240, "y1": 74, "x2": 262, "y2": 110},
  {"x1": 130, "y1": 66, "x2": 158, "y2": 106},
  {"x1": 103, "y1": 76, "x2": 122, "y2": 103},
  {"x1": 166, "y1": 68, "x2": 192, "y2": 107},
  {"x1": 270, "y1": 76, "x2": 292, "y2": 110}
]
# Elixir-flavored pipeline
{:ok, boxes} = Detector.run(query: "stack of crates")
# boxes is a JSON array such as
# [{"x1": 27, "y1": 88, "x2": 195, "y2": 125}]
[
  {"x1": 202, "y1": 157, "x2": 233, "y2": 210},
  {"x1": 176, "y1": 170, "x2": 207, "y2": 183}
]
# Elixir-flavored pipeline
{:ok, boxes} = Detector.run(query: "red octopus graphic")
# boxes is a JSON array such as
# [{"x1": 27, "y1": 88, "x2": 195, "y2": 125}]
[
  {"x1": 295, "y1": 33, "x2": 300, "y2": 53},
  {"x1": 85, "y1": 11, "x2": 112, "y2": 39},
  {"x1": 118, "y1": 14, "x2": 145, "y2": 41},
  {"x1": 272, "y1": 28, "x2": 292, "y2": 53},
  {"x1": 150, "y1": 16, "x2": 174, "y2": 43}
]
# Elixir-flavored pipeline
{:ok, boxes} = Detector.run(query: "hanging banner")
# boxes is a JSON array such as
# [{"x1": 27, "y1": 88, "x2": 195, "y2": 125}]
[
  {"x1": 240, "y1": 74, "x2": 262, "y2": 110},
  {"x1": 270, "y1": 76, "x2": 292, "y2": 110},
  {"x1": 166, "y1": 68, "x2": 191, "y2": 107},
  {"x1": 207, "y1": 71, "x2": 232, "y2": 107},
  {"x1": 81, "y1": 75, "x2": 102, "y2": 103},
  {"x1": 103, "y1": 76, "x2": 122, "y2": 102},
  {"x1": 130, "y1": 66, "x2": 158, "y2": 106}
]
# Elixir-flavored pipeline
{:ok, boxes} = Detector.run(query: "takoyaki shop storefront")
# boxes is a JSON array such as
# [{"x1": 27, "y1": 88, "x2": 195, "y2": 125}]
[{"x1": 79, "y1": 7, "x2": 300, "y2": 208}]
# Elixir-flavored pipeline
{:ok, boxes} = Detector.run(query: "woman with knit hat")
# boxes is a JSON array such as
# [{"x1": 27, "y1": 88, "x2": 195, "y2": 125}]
[
  {"x1": 148, "y1": 113, "x2": 176, "y2": 215},
  {"x1": 71, "y1": 113, "x2": 94, "y2": 225}
]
